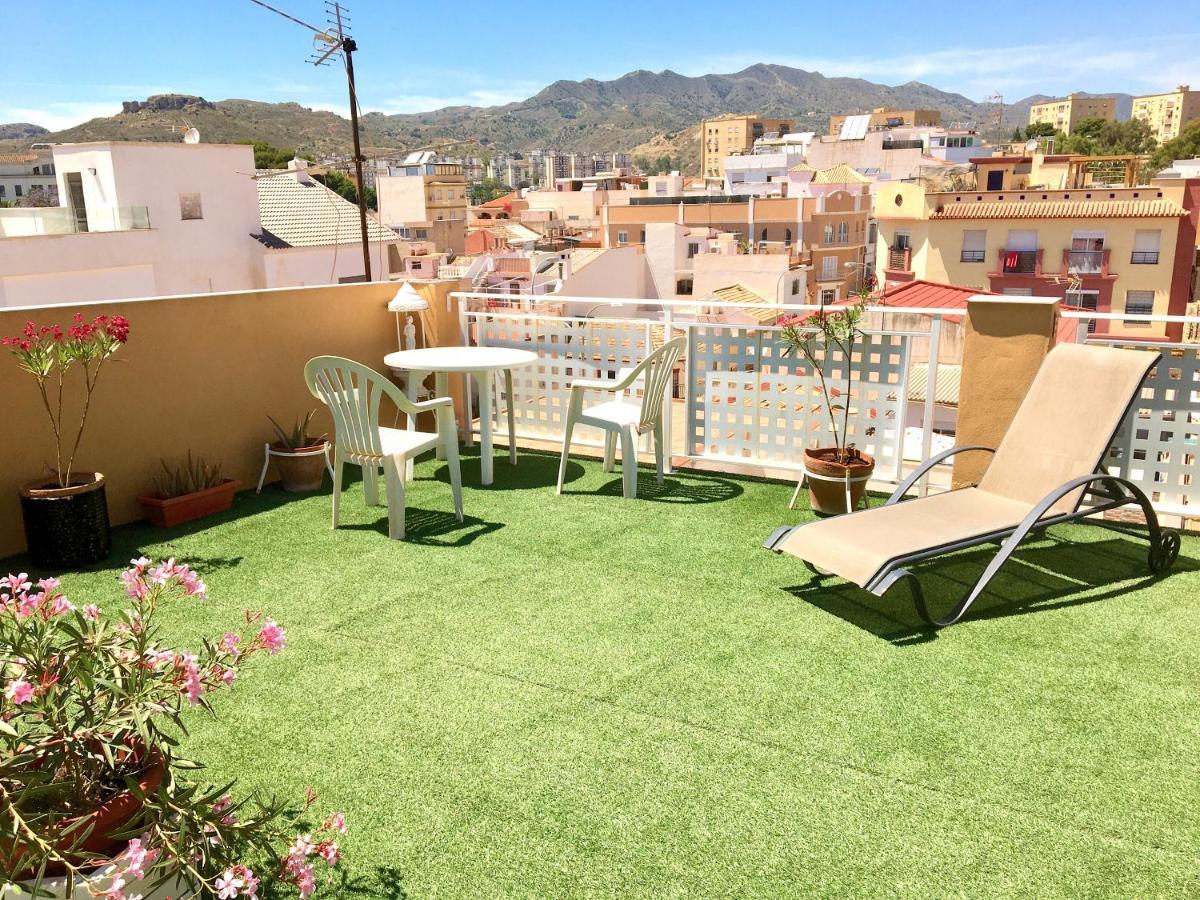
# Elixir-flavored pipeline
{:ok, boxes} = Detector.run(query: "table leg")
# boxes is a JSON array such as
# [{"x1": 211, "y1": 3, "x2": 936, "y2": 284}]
[
  {"x1": 405, "y1": 369, "x2": 426, "y2": 481},
  {"x1": 434, "y1": 372, "x2": 449, "y2": 461},
  {"x1": 504, "y1": 368, "x2": 517, "y2": 465},
  {"x1": 476, "y1": 371, "x2": 493, "y2": 485}
]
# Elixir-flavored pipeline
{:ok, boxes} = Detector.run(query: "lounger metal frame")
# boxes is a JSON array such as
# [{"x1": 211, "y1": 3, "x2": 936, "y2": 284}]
[{"x1": 765, "y1": 448, "x2": 1183, "y2": 628}]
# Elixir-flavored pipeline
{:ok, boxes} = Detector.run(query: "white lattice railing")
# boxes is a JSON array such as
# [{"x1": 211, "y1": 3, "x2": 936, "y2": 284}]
[{"x1": 452, "y1": 292, "x2": 1200, "y2": 520}]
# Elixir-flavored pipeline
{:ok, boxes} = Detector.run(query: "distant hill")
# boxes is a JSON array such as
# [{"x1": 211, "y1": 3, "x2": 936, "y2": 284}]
[
  {"x1": 4, "y1": 69, "x2": 1137, "y2": 174},
  {"x1": 0, "y1": 123, "x2": 50, "y2": 141}
]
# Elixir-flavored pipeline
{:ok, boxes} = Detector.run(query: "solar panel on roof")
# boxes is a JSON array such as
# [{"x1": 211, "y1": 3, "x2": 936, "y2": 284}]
[{"x1": 839, "y1": 114, "x2": 870, "y2": 141}]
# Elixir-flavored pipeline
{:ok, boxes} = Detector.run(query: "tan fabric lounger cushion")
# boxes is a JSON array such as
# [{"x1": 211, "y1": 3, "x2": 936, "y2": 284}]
[{"x1": 776, "y1": 488, "x2": 1032, "y2": 587}]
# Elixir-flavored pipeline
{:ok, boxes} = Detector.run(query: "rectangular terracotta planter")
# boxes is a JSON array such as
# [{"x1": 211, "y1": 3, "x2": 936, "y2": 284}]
[{"x1": 137, "y1": 479, "x2": 241, "y2": 528}]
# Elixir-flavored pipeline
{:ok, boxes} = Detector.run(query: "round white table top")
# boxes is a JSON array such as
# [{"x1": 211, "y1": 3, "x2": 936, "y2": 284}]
[{"x1": 384, "y1": 346, "x2": 539, "y2": 373}]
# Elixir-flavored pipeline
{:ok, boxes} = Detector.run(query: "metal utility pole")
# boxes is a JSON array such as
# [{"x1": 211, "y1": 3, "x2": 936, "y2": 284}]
[
  {"x1": 986, "y1": 92, "x2": 1004, "y2": 139},
  {"x1": 250, "y1": 0, "x2": 373, "y2": 281}
]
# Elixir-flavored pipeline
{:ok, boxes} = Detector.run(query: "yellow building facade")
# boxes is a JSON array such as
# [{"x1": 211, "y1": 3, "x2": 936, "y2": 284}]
[
  {"x1": 1027, "y1": 93, "x2": 1116, "y2": 134},
  {"x1": 1131, "y1": 85, "x2": 1200, "y2": 144},
  {"x1": 700, "y1": 115, "x2": 793, "y2": 179},
  {"x1": 873, "y1": 182, "x2": 1188, "y2": 339}
]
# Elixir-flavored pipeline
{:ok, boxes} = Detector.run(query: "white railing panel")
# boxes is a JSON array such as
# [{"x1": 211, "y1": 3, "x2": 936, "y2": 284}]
[
  {"x1": 684, "y1": 324, "x2": 909, "y2": 475},
  {"x1": 1099, "y1": 342, "x2": 1200, "y2": 516},
  {"x1": 471, "y1": 311, "x2": 653, "y2": 448}
]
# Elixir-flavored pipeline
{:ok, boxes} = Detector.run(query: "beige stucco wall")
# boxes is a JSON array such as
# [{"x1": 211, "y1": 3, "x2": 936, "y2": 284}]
[{"x1": 0, "y1": 282, "x2": 415, "y2": 558}]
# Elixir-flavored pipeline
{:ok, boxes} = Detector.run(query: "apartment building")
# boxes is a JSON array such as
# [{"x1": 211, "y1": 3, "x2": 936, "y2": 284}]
[
  {"x1": 873, "y1": 177, "x2": 1199, "y2": 340},
  {"x1": 1028, "y1": 93, "x2": 1117, "y2": 134},
  {"x1": 1131, "y1": 85, "x2": 1200, "y2": 144},
  {"x1": 375, "y1": 152, "x2": 468, "y2": 254},
  {"x1": 803, "y1": 126, "x2": 987, "y2": 182},
  {"x1": 700, "y1": 115, "x2": 794, "y2": 179},
  {"x1": 0, "y1": 148, "x2": 57, "y2": 203},
  {"x1": 828, "y1": 108, "x2": 941, "y2": 136}
]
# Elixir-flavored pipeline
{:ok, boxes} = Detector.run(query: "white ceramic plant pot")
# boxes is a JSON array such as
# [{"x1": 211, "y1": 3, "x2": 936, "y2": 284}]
[{"x1": 2, "y1": 866, "x2": 195, "y2": 900}]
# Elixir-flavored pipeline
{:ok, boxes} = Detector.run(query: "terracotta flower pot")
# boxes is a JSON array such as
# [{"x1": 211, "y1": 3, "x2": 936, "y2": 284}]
[
  {"x1": 9, "y1": 743, "x2": 166, "y2": 879},
  {"x1": 272, "y1": 438, "x2": 328, "y2": 492},
  {"x1": 18, "y1": 472, "x2": 111, "y2": 569},
  {"x1": 803, "y1": 447, "x2": 875, "y2": 516},
  {"x1": 138, "y1": 479, "x2": 241, "y2": 528}
]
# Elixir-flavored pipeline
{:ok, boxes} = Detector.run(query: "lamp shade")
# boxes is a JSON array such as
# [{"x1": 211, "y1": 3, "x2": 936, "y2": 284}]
[{"x1": 388, "y1": 281, "x2": 430, "y2": 313}]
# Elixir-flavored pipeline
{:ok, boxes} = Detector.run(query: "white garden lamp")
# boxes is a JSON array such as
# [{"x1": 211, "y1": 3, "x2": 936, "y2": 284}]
[{"x1": 388, "y1": 281, "x2": 430, "y2": 351}]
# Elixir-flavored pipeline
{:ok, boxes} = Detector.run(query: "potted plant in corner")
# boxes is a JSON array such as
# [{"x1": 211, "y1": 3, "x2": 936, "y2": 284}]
[
  {"x1": 3, "y1": 314, "x2": 130, "y2": 569},
  {"x1": 779, "y1": 275, "x2": 878, "y2": 515},
  {"x1": 138, "y1": 452, "x2": 240, "y2": 528},
  {"x1": 267, "y1": 410, "x2": 328, "y2": 493},
  {"x1": 0, "y1": 559, "x2": 348, "y2": 897}
]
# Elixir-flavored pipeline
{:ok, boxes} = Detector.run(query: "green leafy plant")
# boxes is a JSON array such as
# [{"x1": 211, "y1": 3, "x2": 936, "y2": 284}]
[
  {"x1": 778, "y1": 274, "x2": 877, "y2": 465},
  {"x1": 267, "y1": 411, "x2": 324, "y2": 451},
  {"x1": 152, "y1": 452, "x2": 225, "y2": 499}
]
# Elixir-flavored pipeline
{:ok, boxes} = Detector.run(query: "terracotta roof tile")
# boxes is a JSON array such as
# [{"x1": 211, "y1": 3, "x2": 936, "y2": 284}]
[{"x1": 932, "y1": 199, "x2": 1185, "y2": 220}]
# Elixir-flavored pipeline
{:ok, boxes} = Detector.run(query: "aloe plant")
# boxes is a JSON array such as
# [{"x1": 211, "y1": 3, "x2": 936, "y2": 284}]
[
  {"x1": 267, "y1": 409, "x2": 323, "y2": 450},
  {"x1": 152, "y1": 450, "x2": 225, "y2": 499}
]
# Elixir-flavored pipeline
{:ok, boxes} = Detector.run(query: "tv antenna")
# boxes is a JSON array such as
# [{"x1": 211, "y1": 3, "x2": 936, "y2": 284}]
[
  {"x1": 986, "y1": 92, "x2": 1004, "y2": 136},
  {"x1": 250, "y1": 0, "x2": 373, "y2": 281}
]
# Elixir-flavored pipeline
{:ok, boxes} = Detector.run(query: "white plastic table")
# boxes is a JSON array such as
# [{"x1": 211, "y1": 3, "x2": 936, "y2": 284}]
[{"x1": 384, "y1": 346, "x2": 540, "y2": 485}]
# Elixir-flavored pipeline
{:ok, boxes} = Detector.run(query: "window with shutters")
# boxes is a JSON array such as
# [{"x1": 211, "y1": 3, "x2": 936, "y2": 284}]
[
  {"x1": 960, "y1": 230, "x2": 986, "y2": 262},
  {"x1": 1124, "y1": 290, "x2": 1154, "y2": 325},
  {"x1": 1132, "y1": 230, "x2": 1160, "y2": 264}
]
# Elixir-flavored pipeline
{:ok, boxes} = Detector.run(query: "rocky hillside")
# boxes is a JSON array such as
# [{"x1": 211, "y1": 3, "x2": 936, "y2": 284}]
[
  {"x1": 0, "y1": 123, "x2": 50, "y2": 141},
  {"x1": 7, "y1": 67, "x2": 1134, "y2": 173}
]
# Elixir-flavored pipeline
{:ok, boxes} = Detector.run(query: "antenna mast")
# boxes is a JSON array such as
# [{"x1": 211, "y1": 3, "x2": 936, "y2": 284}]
[
  {"x1": 986, "y1": 92, "x2": 1004, "y2": 138},
  {"x1": 250, "y1": 0, "x2": 373, "y2": 281}
]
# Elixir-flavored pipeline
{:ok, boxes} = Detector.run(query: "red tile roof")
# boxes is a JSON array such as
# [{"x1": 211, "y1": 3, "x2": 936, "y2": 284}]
[
  {"x1": 480, "y1": 191, "x2": 519, "y2": 209},
  {"x1": 880, "y1": 279, "x2": 996, "y2": 310}
]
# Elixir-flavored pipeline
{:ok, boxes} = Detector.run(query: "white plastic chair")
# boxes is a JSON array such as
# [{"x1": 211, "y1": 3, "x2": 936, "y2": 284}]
[
  {"x1": 304, "y1": 356, "x2": 463, "y2": 540},
  {"x1": 556, "y1": 337, "x2": 685, "y2": 499}
]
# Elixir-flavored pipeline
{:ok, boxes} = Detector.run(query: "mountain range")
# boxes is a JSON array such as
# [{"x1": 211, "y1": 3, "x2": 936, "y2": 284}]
[{"x1": 0, "y1": 65, "x2": 1135, "y2": 174}]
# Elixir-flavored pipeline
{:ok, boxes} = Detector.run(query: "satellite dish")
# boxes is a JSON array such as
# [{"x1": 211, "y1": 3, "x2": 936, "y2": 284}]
[
  {"x1": 1024, "y1": 138, "x2": 1040, "y2": 152},
  {"x1": 182, "y1": 127, "x2": 201, "y2": 144}
]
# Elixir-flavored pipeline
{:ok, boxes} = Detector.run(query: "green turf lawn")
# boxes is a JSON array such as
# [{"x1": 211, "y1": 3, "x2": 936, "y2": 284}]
[{"x1": 7, "y1": 449, "x2": 1200, "y2": 897}]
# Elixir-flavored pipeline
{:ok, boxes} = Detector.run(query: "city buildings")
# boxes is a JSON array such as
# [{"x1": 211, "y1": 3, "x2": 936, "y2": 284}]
[
  {"x1": 0, "y1": 147, "x2": 57, "y2": 204},
  {"x1": 701, "y1": 115, "x2": 794, "y2": 179},
  {"x1": 1131, "y1": 85, "x2": 1200, "y2": 144},
  {"x1": 828, "y1": 108, "x2": 941, "y2": 135},
  {"x1": 872, "y1": 168, "x2": 1199, "y2": 340},
  {"x1": 1028, "y1": 93, "x2": 1117, "y2": 134},
  {"x1": 375, "y1": 151, "x2": 469, "y2": 254}
]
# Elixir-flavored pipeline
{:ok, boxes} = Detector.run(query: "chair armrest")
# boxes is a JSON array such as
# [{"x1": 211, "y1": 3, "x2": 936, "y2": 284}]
[
  {"x1": 571, "y1": 377, "x2": 618, "y2": 392},
  {"x1": 410, "y1": 396, "x2": 453, "y2": 413},
  {"x1": 885, "y1": 445, "x2": 995, "y2": 505}
]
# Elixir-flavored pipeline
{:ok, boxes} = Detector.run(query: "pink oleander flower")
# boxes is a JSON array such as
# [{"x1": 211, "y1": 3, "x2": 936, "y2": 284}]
[
  {"x1": 258, "y1": 619, "x2": 286, "y2": 654},
  {"x1": 215, "y1": 870, "x2": 244, "y2": 899},
  {"x1": 16, "y1": 592, "x2": 43, "y2": 620},
  {"x1": 180, "y1": 652, "x2": 204, "y2": 705},
  {"x1": 220, "y1": 631, "x2": 242, "y2": 658},
  {"x1": 326, "y1": 812, "x2": 348, "y2": 834},
  {"x1": 49, "y1": 595, "x2": 74, "y2": 616},
  {"x1": 234, "y1": 865, "x2": 259, "y2": 897},
  {"x1": 318, "y1": 841, "x2": 340, "y2": 866},
  {"x1": 1, "y1": 572, "x2": 31, "y2": 595},
  {"x1": 220, "y1": 666, "x2": 238, "y2": 686},
  {"x1": 121, "y1": 837, "x2": 157, "y2": 881},
  {"x1": 294, "y1": 865, "x2": 316, "y2": 898},
  {"x1": 5, "y1": 679, "x2": 33, "y2": 704},
  {"x1": 83, "y1": 604, "x2": 102, "y2": 621},
  {"x1": 36, "y1": 577, "x2": 61, "y2": 591}
]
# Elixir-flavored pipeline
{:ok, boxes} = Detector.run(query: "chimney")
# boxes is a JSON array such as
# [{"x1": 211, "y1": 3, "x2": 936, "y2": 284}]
[{"x1": 287, "y1": 157, "x2": 312, "y2": 184}]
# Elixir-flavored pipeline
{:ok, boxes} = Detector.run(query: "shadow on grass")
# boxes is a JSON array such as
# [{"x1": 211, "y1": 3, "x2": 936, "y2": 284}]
[
  {"x1": 334, "y1": 865, "x2": 408, "y2": 898},
  {"x1": 341, "y1": 507, "x2": 503, "y2": 547},
  {"x1": 784, "y1": 531, "x2": 1196, "y2": 645},
  {"x1": 433, "y1": 448, "x2": 585, "y2": 491},
  {"x1": 590, "y1": 471, "x2": 745, "y2": 504}
]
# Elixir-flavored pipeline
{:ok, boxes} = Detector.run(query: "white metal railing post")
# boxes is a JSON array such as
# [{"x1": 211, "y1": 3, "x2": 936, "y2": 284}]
[
  {"x1": 918, "y1": 317, "x2": 942, "y2": 497},
  {"x1": 662, "y1": 305, "x2": 674, "y2": 474}
]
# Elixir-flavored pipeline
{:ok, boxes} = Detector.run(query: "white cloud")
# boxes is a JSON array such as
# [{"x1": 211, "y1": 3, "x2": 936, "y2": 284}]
[{"x1": 0, "y1": 102, "x2": 123, "y2": 131}]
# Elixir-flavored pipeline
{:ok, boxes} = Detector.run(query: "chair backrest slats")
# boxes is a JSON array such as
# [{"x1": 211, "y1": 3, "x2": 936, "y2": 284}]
[
  {"x1": 633, "y1": 337, "x2": 685, "y2": 433},
  {"x1": 305, "y1": 356, "x2": 414, "y2": 458},
  {"x1": 978, "y1": 343, "x2": 1157, "y2": 514}
]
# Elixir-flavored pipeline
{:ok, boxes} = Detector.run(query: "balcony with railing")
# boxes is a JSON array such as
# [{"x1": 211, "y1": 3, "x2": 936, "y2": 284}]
[
  {"x1": 0, "y1": 205, "x2": 151, "y2": 238},
  {"x1": 884, "y1": 246, "x2": 912, "y2": 280},
  {"x1": 995, "y1": 248, "x2": 1041, "y2": 275},
  {"x1": 1131, "y1": 250, "x2": 1160, "y2": 264},
  {"x1": 1065, "y1": 248, "x2": 1110, "y2": 276}
]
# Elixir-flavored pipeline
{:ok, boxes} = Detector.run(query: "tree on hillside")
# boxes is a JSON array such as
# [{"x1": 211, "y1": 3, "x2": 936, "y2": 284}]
[
  {"x1": 1059, "y1": 118, "x2": 1155, "y2": 156},
  {"x1": 1149, "y1": 120, "x2": 1200, "y2": 174},
  {"x1": 1022, "y1": 122, "x2": 1058, "y2": 140},
  {"x1": 238, "y1": 140, "x2": 307, "y2": 169}
]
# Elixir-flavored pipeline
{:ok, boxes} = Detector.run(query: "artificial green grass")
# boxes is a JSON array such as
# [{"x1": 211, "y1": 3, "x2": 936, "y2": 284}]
[{"x1": 7, "y1": 449, "x2": 1200, "y2": 897}]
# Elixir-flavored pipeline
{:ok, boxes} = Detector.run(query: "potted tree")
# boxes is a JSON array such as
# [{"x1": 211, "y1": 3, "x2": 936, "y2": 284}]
[
  {"x1": 3, "y1": 314, "x2": 129, "y2": 568},
  {"x1": 137, "y1": 452, "x2": 240, "y2": 528},
  {"x1": 0, "y1": 559, "x2": 347, "y2": 896},
  {"x1": 779, "y1": 278, "x2": 877, "y2": 515},
  {"x1": 267, "y1": 411, "x2": 328, "y2": 493}
]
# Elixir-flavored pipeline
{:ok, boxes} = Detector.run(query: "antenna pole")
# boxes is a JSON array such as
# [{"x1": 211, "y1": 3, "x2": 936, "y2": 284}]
[{"x1": 342, "y1": 36, "x2": 371, "y2": 281}]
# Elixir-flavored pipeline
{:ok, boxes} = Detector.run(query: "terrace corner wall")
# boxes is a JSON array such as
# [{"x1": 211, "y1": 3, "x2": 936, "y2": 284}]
[{"x1": 0, "y1": 282, "x2": 402, "y2": 559}]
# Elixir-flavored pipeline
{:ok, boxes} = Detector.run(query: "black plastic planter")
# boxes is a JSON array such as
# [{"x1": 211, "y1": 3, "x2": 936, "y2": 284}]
[{"x1": 19, "y1": 472, "x2": 112, "y2": 569}]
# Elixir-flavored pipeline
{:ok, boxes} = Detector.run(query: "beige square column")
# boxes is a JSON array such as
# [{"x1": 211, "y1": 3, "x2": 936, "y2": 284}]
[{"x1": 952, "y1": 296, "x2": 1059, "y2": 488}]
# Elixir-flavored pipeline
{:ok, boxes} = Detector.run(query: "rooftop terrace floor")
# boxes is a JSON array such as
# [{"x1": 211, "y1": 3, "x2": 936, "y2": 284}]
[{"x1": 11, "y1": 449, "x2": 1199, "y2": 897}]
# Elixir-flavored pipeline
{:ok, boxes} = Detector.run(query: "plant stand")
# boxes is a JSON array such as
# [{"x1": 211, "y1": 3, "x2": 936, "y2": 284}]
[
  {"x1": 789, "y1": 466, "x2": 872, "y2": 513},
  {"x1": 256, "y1": 442, "x2": 334, "y2": 494}
]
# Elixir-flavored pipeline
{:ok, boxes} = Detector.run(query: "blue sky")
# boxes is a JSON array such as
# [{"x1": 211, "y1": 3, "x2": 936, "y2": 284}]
[{"x1": 4, "y1": 1, "x2": 1199, "y2": 130}]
